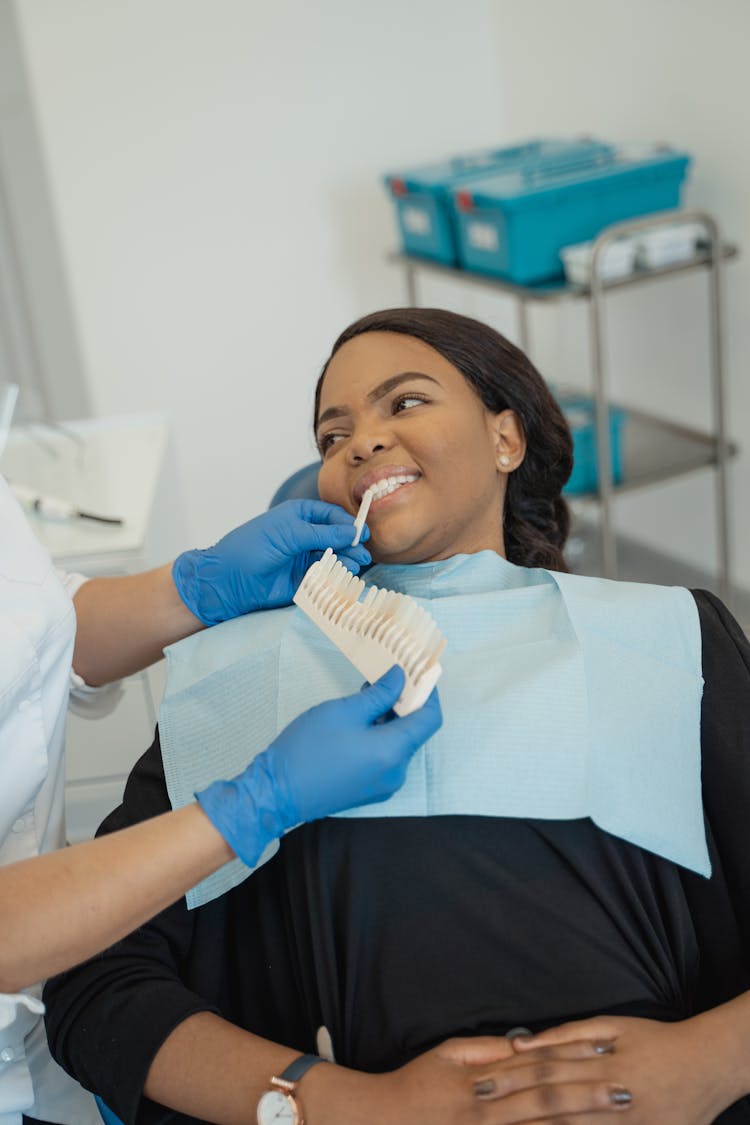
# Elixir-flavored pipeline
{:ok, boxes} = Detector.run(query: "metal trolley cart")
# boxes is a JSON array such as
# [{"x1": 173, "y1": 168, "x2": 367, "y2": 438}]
[{"x1": 390, "y1": 209, "x2": 737, "y2": 606}]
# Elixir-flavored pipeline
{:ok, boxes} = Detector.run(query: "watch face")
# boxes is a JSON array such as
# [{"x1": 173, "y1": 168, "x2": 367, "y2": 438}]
[{"x1": 257, "y1": 1089, "x2": 297, "y2": 1124}]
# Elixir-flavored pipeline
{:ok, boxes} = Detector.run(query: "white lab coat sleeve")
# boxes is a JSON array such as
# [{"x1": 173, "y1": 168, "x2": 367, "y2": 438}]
[
  {"x1": 0, "y1": 991, "x2": 45, "y2": 1122},
  {"x1": 57, "y1": 571, "x2": 125, "y2": 718}
]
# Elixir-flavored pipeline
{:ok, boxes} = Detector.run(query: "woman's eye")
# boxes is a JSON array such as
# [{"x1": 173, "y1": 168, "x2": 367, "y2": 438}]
[
  {"x1": 393, "y1": 393, "x2": 428, "y2": 413},
  {"x1": 319, "y1": 432, "x2": 345, "y2": 453}
]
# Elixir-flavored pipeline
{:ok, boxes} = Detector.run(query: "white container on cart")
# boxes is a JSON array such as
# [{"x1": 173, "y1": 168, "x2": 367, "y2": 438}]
[{"x1": 561, "y1": 237, "x2": 637, "y2": 285}]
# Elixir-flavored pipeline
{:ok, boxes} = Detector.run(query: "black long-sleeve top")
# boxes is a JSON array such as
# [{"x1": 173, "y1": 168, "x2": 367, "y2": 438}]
[{"x1": 44, "y1": 591, "x2": 750, "y2": 1124}]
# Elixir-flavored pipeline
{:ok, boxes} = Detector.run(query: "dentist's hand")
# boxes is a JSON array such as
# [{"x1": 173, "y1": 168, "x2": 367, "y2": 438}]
[
  {"x1": 196, "y1": 666, "x2": 442, "y2": 867},
  {"x1": 172, "y1": 499, "x2": 370, "y2": 625}
]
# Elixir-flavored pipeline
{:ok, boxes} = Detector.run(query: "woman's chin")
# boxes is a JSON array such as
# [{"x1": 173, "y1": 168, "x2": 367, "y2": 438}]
[
  {"x1": 369, "y1": 527, "x2": 502, "y2": 566},
  {"x1": 367, "y1": 513, "x2": 483, "y2": 565},
  {"x1": 368, "y1": 533, "x2": 442, "y2": 567}
]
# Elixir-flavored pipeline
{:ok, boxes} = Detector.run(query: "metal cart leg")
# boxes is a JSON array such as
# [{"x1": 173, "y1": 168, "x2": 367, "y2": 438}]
[
  {"x1": 517, "y1": 299, "x2": 530, "y2": 355},
  {"x1": 702, "y1": 215, "x2": 732, "y2": 607},
  {"x1": 405, "y1": 263, "x2": 418, "y2": 306},
  {"x1": 588, "y1": 253, "x2": 618, "y2": 580}
]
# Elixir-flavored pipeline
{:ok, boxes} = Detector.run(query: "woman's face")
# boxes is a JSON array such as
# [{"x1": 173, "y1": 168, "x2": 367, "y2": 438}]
[{"x1": 316, "y1": 331, "x2": 524, "y2": 565}]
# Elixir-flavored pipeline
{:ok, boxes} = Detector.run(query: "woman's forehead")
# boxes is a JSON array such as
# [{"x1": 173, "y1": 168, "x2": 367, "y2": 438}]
[{"x1": 319, "y1": 332, "x2": 465, "y2": 406}]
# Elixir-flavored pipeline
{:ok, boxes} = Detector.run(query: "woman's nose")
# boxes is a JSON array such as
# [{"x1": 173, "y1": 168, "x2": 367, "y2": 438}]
[{"x1": 347, "y1": 420, "x2": 396, "y2": 463}]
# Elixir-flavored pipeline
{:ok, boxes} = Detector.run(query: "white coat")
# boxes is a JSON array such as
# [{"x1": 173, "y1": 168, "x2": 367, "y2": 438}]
[{"x1": 0, "y1": 476, "x2": 105, "y2": 1125}]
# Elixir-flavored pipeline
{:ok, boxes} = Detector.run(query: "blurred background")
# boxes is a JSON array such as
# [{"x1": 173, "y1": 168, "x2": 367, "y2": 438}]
[{"x1": 1, "y1": 0, "x2": 747, "y2": 571}]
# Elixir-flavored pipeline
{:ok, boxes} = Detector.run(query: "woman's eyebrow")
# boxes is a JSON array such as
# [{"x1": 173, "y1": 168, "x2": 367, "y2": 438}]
[{"x1": 316, "y1": 372, "x2": 440, "y2": 429}]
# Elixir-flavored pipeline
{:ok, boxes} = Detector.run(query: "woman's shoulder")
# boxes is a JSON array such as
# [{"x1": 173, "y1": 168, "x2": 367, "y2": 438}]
[
  {"x1": 690, "y1": 589, "x2": 750, "y2": 785},
  {"x1": 691, "y1": 589, "x2": 750, "y2": 675},
  {"x1": 691, "y1": 588, "x2": 750, "y2": 779},
  {"x1": 688, "y1": 591, "x2": 750, "y2": 947},
  {"x1": 96, "y1": 729, "x2": 170, "y2": 837}
]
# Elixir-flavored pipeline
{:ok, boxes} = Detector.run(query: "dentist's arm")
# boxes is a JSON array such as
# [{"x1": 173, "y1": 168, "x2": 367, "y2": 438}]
[
  {"x1": 1, "y1": 668, "x2": 437, "y2": 993},
  {"x1": 71, "y1": 562, "x2": 203, "y2": 685},
  {"x1": 72, "y1": 500, "x2": 368, "y2": 685},
  {"x1": 0, "y1": 801, "x2": 230, "y2": 994}
]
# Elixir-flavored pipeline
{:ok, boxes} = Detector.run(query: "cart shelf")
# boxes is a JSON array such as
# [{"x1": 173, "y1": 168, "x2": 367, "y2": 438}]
[
  {"x1": 568, "y1": 403, "x2": 737, "y2": 499},
  {"x1": 388, "y1": 210, "x2": 737, "y2": 604},
  {"x1": 388, "y1": 243, "x2": 737, "y2": 302}
]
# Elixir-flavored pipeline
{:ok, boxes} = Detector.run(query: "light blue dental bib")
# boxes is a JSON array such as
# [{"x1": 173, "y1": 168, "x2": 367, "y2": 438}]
[{"x1": 159, "y1": 552, "x2": 708, "y2": 910}]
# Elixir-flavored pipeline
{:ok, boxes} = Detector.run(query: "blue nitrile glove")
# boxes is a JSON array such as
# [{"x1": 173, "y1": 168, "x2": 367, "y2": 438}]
[
  {"x1": 195, "y1": 665, "x2": 442, "y2": 867},
  {"x1": 172, "y1": 499, "x2": 371, "y2": 625}
]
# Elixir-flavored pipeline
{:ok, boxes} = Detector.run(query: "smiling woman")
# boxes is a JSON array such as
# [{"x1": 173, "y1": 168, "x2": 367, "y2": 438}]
[
  {"x1": 44, "y1": 309, "x2": 750, "y2": 1125},
  {"x1": 314, "y1": 308, "x2": 572, "y2": 568}
]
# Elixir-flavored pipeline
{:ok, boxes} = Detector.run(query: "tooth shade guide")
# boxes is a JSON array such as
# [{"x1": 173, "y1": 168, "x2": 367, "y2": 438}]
[{"x1": 293, "y1": 548, "x2": 445, "y2": 716}]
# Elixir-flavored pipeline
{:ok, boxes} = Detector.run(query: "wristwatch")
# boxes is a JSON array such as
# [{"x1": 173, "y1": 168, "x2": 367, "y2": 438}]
[{"x1": 257, "y1": 1053, "x2": 324, "y2": 1124}]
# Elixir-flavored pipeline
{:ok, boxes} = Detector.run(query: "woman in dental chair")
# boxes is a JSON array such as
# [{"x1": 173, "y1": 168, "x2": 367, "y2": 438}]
[{"x1": 44, "y1": 309, "x2": 750, "y2": 1125}]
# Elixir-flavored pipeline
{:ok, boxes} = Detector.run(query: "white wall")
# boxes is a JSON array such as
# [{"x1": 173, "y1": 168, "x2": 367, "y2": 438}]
[
  {"x1": 13, "y1": 0, "x2": 506, "y2": 560},
  {"x1": 12, "y1": 0, "x2": 750, "y2": 587},
  {"x1": 0, "y1": 0, "x2": 90, "y2": 421},
  {"x1": 490, "y1": 0, "x2": 750, "y2": 586}
]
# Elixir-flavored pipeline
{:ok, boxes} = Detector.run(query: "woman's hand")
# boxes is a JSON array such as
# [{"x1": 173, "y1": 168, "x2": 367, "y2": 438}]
[
  {"x1": 306, "y1": 1035, "x2": 580, "y2": 1125},
  {"x1": 500, "y1": 1013, "x2": 743, "y2": 1123},
  {"x1": 349, "y1": 1035, "x2": 629, "y2": 1125},
  {"x1": 172, "y1": 499, "x2": 371, "y2": 625}
]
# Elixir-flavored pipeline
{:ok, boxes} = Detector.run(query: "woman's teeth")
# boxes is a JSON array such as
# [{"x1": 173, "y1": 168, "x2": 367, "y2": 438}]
[
  {"x1": 368, "y1": 474, "x2": 418, "y2": 501},
  {"x1": 351, "y1": 475, "x2": 417, "y2": 544}
]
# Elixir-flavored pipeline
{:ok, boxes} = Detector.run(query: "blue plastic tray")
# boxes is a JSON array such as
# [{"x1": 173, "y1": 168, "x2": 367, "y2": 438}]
[
  {"x1": 452, "y1": 145, "x2": 691, "y2": 284},
  {"x1": 384, "y1": 138, "x2": 613, "y2": 266},
  {"x1": 557, "y1": 393, "x2": 627, "y2": 495}
]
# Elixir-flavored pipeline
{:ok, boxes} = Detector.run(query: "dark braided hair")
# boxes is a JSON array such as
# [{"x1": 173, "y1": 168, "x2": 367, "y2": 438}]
[{"x1": 314, "y1": 308, "x2": 573, "y2": 572}]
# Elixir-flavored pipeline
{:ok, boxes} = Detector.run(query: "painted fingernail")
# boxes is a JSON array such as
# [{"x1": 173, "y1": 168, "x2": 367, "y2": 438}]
[
  {"x1": 505, "y1": 1026, "x2": 533, "y2": 1040},
  {"x1": 594, "y1": 1040, "x2": 615, "y2": 1054},
  {"x1": 610, "y1": 1086, "x2": 632, "y2": 1106},
  {"x1": 473, "y1": 1079, "x2": 497, "y2": 1099}
]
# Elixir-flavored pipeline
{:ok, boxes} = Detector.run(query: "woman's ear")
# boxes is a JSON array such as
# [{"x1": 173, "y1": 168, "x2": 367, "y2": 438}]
[{"x1": 492, "y1": 409, "x2": 526, "y2": 472}]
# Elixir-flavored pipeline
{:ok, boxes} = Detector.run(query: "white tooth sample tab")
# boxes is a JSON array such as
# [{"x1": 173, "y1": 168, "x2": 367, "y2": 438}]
[{"x1": 352, "y1": 488, "x2": 374, "y2": 547}]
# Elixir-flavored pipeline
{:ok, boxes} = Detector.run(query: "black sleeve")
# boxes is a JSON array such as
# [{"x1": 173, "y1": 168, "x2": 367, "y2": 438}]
[
  {"x1": 693, "y1": 589, "x2": 750, "y2": 949},
  {"x1": 43, "y1": 731, "x2": 221, "y2": 1125}
]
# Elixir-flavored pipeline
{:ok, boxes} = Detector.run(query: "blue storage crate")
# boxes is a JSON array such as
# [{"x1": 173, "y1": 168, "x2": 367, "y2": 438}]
[
  {"x1": 453, "y1": 145, "x2": 691, "y2": 284},
  {"x1": 384, "y1": 138, "x2": 613, "y2": 266},
  {"x1": 557, "y1": 393, "x2": 627, "y2": 495}
]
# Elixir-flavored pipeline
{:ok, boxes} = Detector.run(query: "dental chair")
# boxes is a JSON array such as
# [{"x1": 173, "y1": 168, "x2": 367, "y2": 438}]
[
  {"x1": 269, "y1": 461, "x2": 319, "y2": 506},
  {"x1": 96, "y1": 1095, "x2": 124, "y2": 1124},
  {"x1": 95, "y1": 462, "x2": 321, "y2": 1125}
]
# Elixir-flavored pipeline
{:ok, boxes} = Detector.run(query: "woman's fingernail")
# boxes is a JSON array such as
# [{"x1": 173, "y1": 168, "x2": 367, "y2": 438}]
[
  {"x1": 473, "y1": 1079, "x2": 497, "y2": 1099},
  {"x1": 594, "y1": 1040, "x2": 615, "y2": 1054},
  {"x1": 505, "y1": 1026, "x2": 533, "y2": 1040},
  {"x1": 610, "y1": 1086, "x2": 632, "y2": 1106}
]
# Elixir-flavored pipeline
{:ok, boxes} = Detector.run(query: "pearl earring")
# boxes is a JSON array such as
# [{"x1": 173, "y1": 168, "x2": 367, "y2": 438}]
[{"x1": 499, "y1": 455, "x2": 511, "y2": 468}]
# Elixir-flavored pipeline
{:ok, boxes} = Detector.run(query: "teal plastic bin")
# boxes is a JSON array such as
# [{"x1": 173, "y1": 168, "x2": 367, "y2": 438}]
[
  {"x1": 452, "y1": 145, "x2": 691, "y2": 284},
  {"x1": 384, "y1": 138, "x2": 613, "y2": 266},
  {"x1": 557, "y1": 393, "x2": 627, "y2": 496}
]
